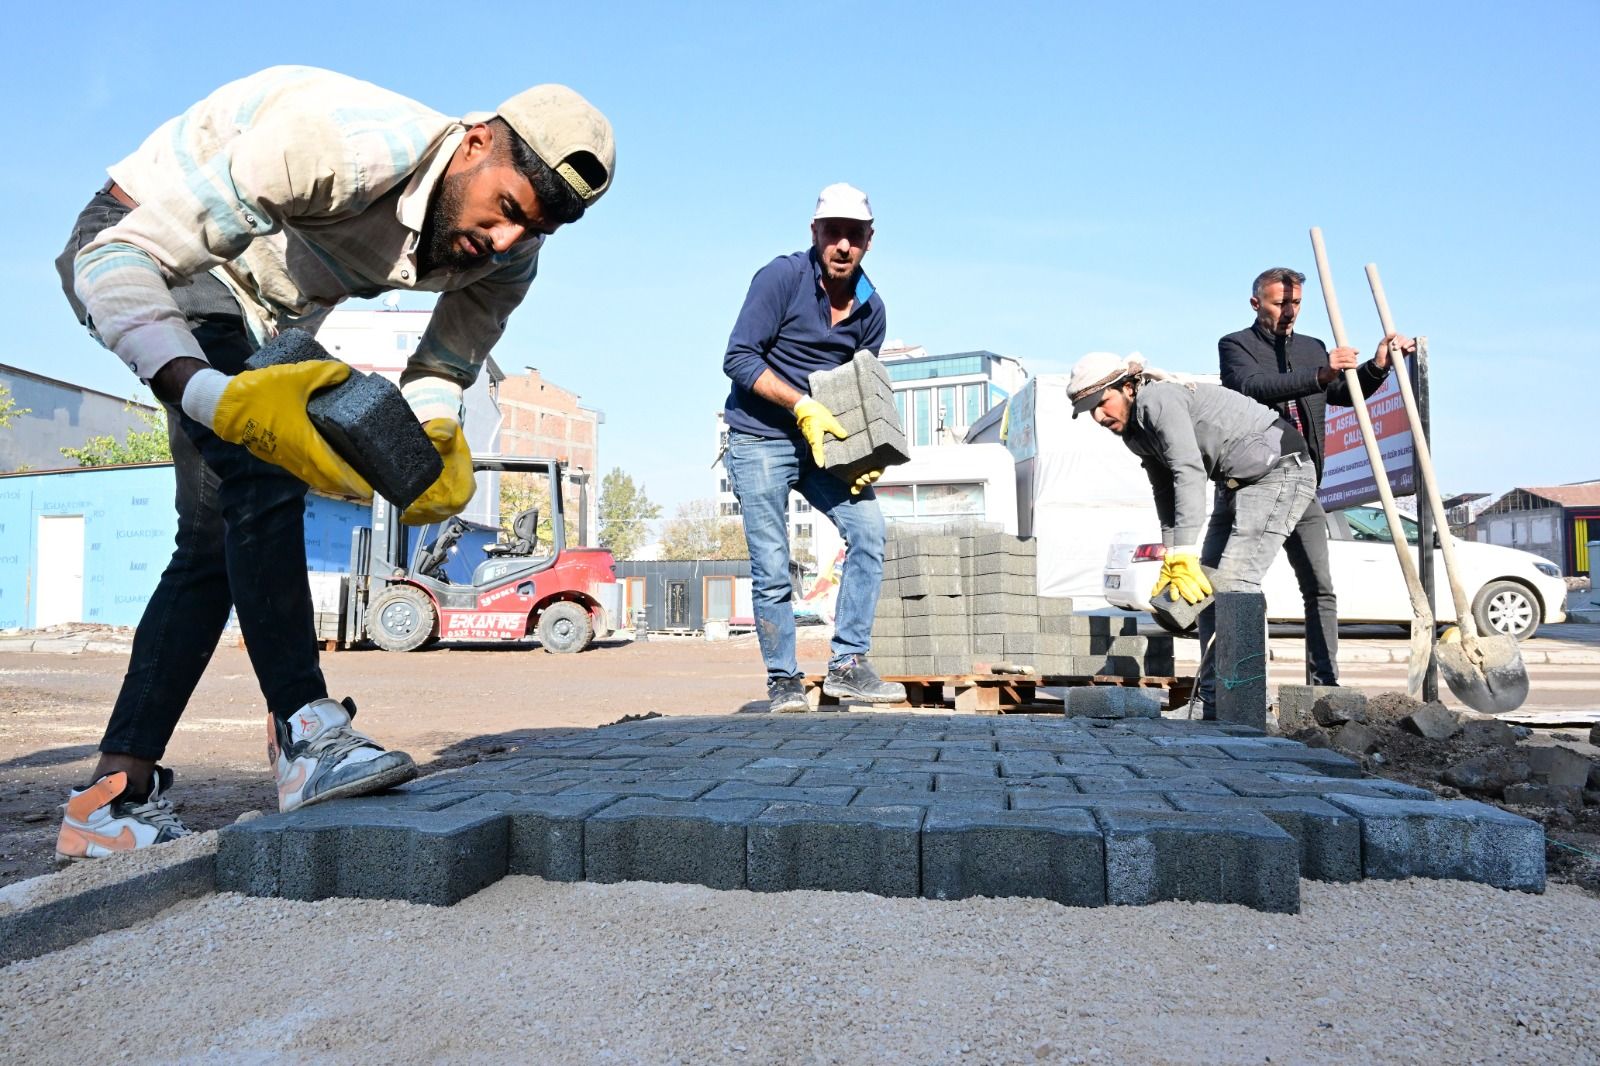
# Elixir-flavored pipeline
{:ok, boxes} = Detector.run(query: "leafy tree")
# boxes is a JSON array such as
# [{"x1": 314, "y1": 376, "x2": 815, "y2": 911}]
[
  {"x1": 498, "y1": 471, "x2": 556, "y2": 548},
  {"x1": 61, "y1": 403, "x2": 171, "y2": 466},
  {"x1": 597, "y1": 468, "x2": 660, "y2": 560},
  {"x1": 0, "y1": 383, "x2": 28, "y2": 431},
  {"x1": 659, "y1": 499, "x2": 750, "y2": 561}
]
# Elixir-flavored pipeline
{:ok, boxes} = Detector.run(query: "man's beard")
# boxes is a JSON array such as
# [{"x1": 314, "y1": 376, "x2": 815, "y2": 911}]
[{"x1": 419, "y1": 168, "x2": 493, "y2": 275}]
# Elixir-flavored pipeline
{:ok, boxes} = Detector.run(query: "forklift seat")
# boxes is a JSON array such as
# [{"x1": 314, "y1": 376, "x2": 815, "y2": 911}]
[{"x1": 484, "y1": 507, "x2": 540, "y2": 558}]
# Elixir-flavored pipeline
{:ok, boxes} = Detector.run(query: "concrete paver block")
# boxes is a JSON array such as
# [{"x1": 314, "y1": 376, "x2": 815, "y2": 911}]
[
  {"x1": 748, "y1": 802, "x2": 924, "y2": 897},
  {"x1": 1171, "y1": 794, "x2": 1361, "y2": 882},
  {"x1": 1325, "y1": 795, "x2": 1546, "y2": 892},
  {"x1": 1096, "y1": 807, "x2": 1301, "y2": 913},
  {"x1": 584, "y1": 798, "x2": 766, "y2": 890},
  {"x1": 1214, "y1": 592, "x2": 1268, "y2": 730},
  {"x1": 922, "y1": 808, "x2": 1105, "y2": 905},
  {"x1": 1060, "y1": 687, "x2": 1163, "y2": 719}
]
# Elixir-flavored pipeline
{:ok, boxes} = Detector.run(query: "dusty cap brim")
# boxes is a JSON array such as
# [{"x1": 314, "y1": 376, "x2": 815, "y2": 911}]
[
  {"x1": 1069, "y1": 371, "x2": 1127, "y2": 418},
  {"x1": 466, "y1": 83, "x2": 615, "y2": 206}
]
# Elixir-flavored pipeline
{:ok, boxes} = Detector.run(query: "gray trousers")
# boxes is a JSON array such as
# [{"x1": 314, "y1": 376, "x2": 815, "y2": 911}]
[{"x1": 1195, "y1": 456, "x2": 1319, "y2": 711}]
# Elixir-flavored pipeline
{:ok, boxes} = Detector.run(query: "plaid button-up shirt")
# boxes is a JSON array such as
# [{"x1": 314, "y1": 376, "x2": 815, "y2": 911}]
[{"x1": 75, "y1": 65, "x2": 544, "y2": 423}]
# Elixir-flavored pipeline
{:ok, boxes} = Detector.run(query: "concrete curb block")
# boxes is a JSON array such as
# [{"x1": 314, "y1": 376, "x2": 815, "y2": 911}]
[{"x1": 0, "y1": 847, "x2": 216, "y2": 967}]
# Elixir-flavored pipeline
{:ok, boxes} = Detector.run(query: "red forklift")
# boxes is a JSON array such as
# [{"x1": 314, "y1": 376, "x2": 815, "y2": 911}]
[{"x1": 342, "y1": 455, "x2": 619, "y2": 653}]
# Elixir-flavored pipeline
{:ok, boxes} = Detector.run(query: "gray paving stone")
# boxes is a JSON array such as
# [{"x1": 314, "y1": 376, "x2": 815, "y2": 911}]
[
  {"x1": 1009, "y1": 791, "x2": 1175, "y2": 813},
  {"x1": 1096, "y1": 808, "x2": 1300, "y2": 912},
  {"x1": 853, "y1": 786, "x2": 1006, "y2": 809},
  {"x1": 218, "y1": 808, "x2": 508, "y2": 905},
  {"x1": 220, "y1": 712, "x2": 1544, "y2": 910},
  {"x1": 702, "y1": 782, "x2": 858, "y2": 805},
  {"x1": 748, "y1": 803, "x2": 924, "y2": 897},
  {"x1": 584, "y1": 798, "x2": 766, "y2": 890},
  {"x1": 1171, "y1": 794, "x2": 1361, "y2": 882},
  {"x1": 1325, "y1": 795, "x2": 1546, "y2": 892},
  {"x1": 1060, "y1": 687, "x2": 1163, "y2": 719},
  {"x1": 453, "y1": 793, "x2": 621, "y2": 881},
  {"x1": 922, "y1": 808, "x2": 1105, "y2": 905}
]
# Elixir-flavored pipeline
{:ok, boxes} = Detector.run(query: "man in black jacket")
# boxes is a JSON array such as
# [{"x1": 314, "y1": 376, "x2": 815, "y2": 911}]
[{"x1": 1218, "y1": 267, "x2": 1394, "y2": 688}]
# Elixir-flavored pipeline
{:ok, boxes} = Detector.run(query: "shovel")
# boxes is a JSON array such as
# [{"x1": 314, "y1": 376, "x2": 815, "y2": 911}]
[
  {"x1": 1365, "y1": 264, "x2": 1529, "y2": 712},
  {"x1": 1309, "y1": 228, "x2": 1434, "y2": 699}
]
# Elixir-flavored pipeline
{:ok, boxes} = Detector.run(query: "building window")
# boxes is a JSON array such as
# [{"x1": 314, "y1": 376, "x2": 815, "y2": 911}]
[
  {"x1": 894, "y1": 390, "x2": 907, "y2": 428},
  {"x1": 719, "y1": 477, "x2": 730, "y2": 493},
  {"x1": 719, "y1": 502, "x2": 742, "y2": 517},
  {"x1": 964, "y1": 383, "x2": 985, "y2": 425},
  {"x1": 885, "y1": 355, "x2": 985, "y2": 382},
  {"x1": 914, "y1": 389, "x2": 931, "y2": 447},
  {"x1": 937, "y1": 386, "x2": 957, "y2": 429},
  {"x1": 704, "y1": 576, "x2": 735, "y2": 621},
  {"x1": 793, "y1": 497, "x2": 812, "y2": 513}
]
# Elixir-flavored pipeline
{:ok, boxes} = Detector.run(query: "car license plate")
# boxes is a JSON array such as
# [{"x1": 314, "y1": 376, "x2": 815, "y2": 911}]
[{"x1": 1104, "y1": 574, "x2": 1121, "y2": 589}]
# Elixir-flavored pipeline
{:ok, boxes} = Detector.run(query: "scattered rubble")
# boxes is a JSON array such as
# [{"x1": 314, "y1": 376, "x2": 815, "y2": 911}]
[{"x1": 1276, "y1": 685, "x2": 1600, "y2": 894}]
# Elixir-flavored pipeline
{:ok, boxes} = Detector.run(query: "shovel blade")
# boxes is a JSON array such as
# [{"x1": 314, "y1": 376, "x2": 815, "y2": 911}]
[{"x1": 1437, "y1": 633, "x2": 1530, "y2": 714}]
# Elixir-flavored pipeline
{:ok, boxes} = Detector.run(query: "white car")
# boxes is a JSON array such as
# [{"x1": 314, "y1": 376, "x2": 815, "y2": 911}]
[{"x1": 1102, "y1": 505, "x2": 1568, "y2": 640}]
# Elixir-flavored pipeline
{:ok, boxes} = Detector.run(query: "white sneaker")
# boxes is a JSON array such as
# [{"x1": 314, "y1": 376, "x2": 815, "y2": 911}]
[
  {"x1": 269, "y1": 697, "x2": 416, "y2": 813},
  {"x1": 55, "y1": 768, "x2": 191, "y2": 862}
]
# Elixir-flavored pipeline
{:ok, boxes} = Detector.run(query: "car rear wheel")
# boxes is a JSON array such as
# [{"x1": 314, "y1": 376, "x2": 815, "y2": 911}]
[
  {"x1": 537, "y1": 601, "x2": 593, "y2": 654},
  {"x1": 1472, "y1": 580, "x2": 1540, "y2": 641},
  {"x1": 367, "y1": 585, "x2": 438, "y2": 652}
]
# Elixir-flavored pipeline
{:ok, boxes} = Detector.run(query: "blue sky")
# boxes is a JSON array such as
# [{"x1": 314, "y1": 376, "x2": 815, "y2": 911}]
[{"x1": 2, "y1": 1, "x2": 1594, "y2": 518}]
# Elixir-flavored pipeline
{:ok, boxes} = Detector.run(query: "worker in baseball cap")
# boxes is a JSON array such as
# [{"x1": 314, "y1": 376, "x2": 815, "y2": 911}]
[
  {"x1": 1068, "y1": 351, "x2": 1320, "y2": 718},
  {"x1": 721, "y1": 182, "x2": 906, "y2": 714},
  {"x1": 53, "y1": 66, "x2": 614, "y2": 862}
]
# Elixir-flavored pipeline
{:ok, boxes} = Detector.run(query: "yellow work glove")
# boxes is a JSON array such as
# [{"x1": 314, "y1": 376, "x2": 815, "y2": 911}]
[
  {"x1": 181, "y1": 362, "x2": 371, "y2": 501},
  {"x1": 793, "y1": 397, "x2": 848, "y2": 467},
  {"x1": 1151, "y1": 550, "x2": 1212, "y2": 605},
  {"x1": 401, "y1": 419, "x2": 475, "y2": 526},
  {"x1": 851, "y1": 469, "x2": 882, "y2": 496}
]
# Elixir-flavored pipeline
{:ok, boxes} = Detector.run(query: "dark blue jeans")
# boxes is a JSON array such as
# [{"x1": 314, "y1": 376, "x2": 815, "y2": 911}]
[
  {"x1": 58, "y1": 188, "x2": 327, "y2": 760},
  {"x1": 725, "y1": 431, "x2": 885, "y2": 680}
]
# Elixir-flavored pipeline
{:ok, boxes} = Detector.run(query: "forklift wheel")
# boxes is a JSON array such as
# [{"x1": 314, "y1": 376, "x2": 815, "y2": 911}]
[
  {"x1": 537, "y1": 601, "x2": 593, "y2": 654},
  {"x1": 367, "y1": 585, "x2": 438, "y2": 653}
]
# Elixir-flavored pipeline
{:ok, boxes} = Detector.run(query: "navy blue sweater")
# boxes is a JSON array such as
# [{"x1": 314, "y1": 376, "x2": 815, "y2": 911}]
[{"x1": 722, "y1": 248, "x2": 886, "y2": 439}]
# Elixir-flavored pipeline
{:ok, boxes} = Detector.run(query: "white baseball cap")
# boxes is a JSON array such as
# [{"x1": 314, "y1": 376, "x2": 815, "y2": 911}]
[
  {"x1": 813, "y1": 183, "x2": 873, "y2": 221},
  {"x1": 1068, "y1": 352, "x2": 1141, "y2": 418}
]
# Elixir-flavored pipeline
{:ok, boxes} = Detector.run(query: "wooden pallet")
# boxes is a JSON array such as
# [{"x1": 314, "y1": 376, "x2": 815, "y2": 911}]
[{"x1": 804, "y1": 673, "x2": 1195, "y2": 714}]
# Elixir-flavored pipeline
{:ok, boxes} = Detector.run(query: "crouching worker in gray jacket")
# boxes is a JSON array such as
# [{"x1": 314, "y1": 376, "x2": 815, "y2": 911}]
[{"x1": 1067, "y1": 352, "x2": 1317, "y2": 718}]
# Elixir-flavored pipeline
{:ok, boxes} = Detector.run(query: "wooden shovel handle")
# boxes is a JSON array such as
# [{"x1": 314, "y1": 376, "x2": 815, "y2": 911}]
[
  {"x1": 1365, "y1": 264, "x2": 1480, "y2": 638},
  {"x1": 1309, "y1": 228, "x2": 1431, "y2": 619}
]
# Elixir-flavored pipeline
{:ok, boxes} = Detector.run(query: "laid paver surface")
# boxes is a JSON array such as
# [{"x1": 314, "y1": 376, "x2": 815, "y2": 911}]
[{"x1": 218, "y1": 713, "x2": 1546, "y2": 912}]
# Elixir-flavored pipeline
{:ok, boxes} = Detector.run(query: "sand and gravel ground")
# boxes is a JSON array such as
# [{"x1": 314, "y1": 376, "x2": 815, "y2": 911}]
[{"x1": 3, "y1": 871, "x2": 1597, "y2": 1064}]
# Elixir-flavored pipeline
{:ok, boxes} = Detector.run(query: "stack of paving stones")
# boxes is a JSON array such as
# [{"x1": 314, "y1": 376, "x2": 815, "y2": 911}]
[
  {"x1": 806, "y1": 350, "x2": 911, "y2": 485},
  {"x1": 870, "y1": 530, "x2": 1177, "y2": 679},
  {"x1": 216, "y1": 713, "x2": 1546, "y2": 914}
]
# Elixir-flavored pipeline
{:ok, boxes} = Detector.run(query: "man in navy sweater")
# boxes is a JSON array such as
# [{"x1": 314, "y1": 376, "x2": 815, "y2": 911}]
[
  {"x1": 1218, "y1": 267, "x2": 1396, "y2": 689},
  {"x1": 722, "y1": 184, "x2": 904, "y2": 713}
]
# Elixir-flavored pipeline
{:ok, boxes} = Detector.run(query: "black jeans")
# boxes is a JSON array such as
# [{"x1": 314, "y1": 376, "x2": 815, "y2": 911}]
[{"x1": 57, "y1": 188, "x2": 328, "y2": 760}]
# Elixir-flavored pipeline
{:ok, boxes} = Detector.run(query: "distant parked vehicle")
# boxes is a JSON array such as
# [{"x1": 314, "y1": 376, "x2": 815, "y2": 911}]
[{"x1": 1102, "y1": 505, "x2": 1567, "y2": 640}]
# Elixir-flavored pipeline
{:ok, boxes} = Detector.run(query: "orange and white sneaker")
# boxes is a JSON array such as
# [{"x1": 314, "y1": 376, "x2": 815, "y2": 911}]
[
  {"x1": 269, "y1": 697, "x2": 416, "y2": 813},
  {"x1": 55, "y1": 768, "x2": 191, "y2": 863}
]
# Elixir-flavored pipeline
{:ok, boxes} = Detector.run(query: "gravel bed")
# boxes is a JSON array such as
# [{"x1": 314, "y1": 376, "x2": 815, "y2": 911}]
[{"x1": 2, "y1": 875, "x2": 1596, "y2": 1063}]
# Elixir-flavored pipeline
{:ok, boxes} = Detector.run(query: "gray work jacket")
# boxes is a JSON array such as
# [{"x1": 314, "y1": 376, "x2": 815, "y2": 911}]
[{"x1": 1119, "y1": 380, "x2": 1288, "y2": 546}]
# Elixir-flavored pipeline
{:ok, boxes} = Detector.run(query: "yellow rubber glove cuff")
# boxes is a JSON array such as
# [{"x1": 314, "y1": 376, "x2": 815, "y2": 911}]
[
  {"x1": 210, "y1": 361, "x2": 372, "y2": 501},
  {"x1": 793, "y1": 397, "x2": 848, "y2": 468},
  {"x1": 401, "y1": 419, "x2": 475, "y2": 526},
  {"x1": 850, "y1": 469, "x2": 882, "y2": 496},
  {"x1": 1151, "y1": 552, "x2": 1212, "y2": 605}
]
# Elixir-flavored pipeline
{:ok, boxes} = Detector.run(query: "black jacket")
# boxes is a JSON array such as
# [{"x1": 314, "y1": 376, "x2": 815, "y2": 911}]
[{"x1": 1217, "y1": 322, "x2": 1389, "y2": 481}]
